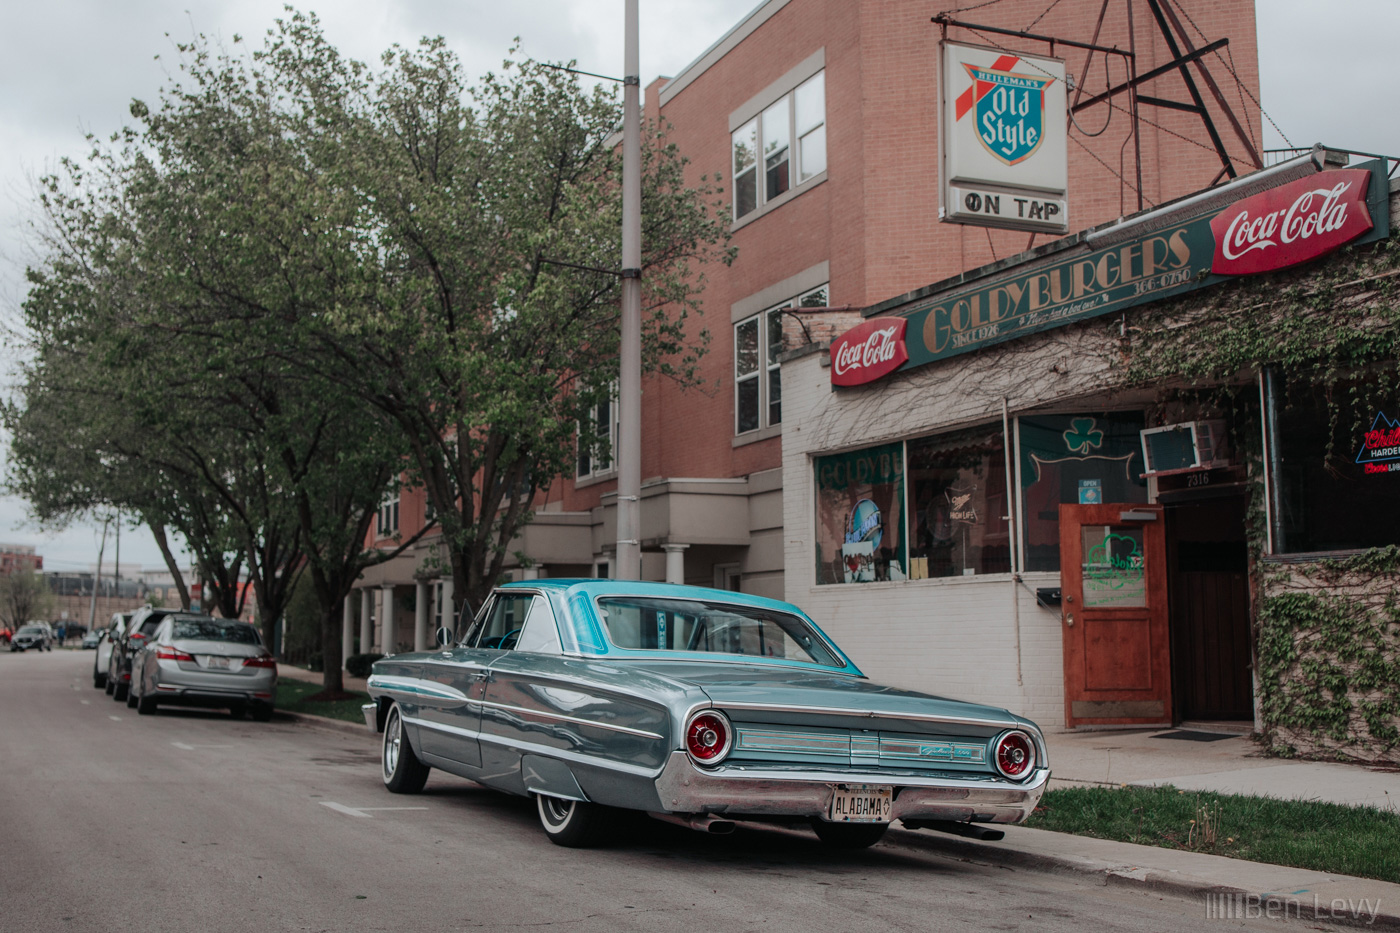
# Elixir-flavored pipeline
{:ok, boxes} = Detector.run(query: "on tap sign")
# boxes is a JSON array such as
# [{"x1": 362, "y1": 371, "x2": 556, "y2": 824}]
[{"x1": 940, "y1": 41, "x2": 1068, "y2": 234}]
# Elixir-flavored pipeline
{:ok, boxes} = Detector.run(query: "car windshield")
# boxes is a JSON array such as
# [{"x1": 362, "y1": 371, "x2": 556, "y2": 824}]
[
  {"x1": 17, "y1": 625, "x2": 45, "y2": 635},
  {"x1": 594, "y1": 597, "x2": 843, "y2": 667},
  {"x1": 171, "y1": 619, "x2": 260, "y2": 644}
]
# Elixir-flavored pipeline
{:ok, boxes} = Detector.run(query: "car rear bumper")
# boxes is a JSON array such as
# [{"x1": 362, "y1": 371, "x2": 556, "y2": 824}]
[{"x1": 651, "y1": 751, "x2": 1049, "y2": 825}]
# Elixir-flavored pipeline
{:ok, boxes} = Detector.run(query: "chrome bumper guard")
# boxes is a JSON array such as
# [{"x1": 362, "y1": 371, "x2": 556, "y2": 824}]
[
  {"x1": 652, "y1": 751, "x2": 1049, "y2": 824},
  {"x1": 361, "y1": 702, "x2": 378, "y2": 733}
]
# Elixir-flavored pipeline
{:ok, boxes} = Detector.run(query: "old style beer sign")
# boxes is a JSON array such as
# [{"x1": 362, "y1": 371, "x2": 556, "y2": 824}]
[
  {"x1": 830, "y1": 317, "x2": 908, "y2": 386},
  {"x1": 1211, "y1": 169, "x2": 1374, "y2": 275},
  {"x1": 941, "y1": 41, "x2": 1068, "y2": 234}
]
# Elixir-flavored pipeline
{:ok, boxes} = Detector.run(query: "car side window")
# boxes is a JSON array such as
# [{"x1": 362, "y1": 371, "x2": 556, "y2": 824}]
[
  {"x1": 513, "y1": 597, "x2": 563, "y2": 654},
  {"x1": 471, "y1": 594, "x2": 535, "y2": 650}
]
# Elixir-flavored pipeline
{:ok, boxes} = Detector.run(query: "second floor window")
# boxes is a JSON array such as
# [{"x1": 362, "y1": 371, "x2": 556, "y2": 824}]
[
  {"x1": 733, "y1": 70, "x2": 826, "y2": 221},
  {"x1": 735, "y1": 283, "x2": 828, "y2": 435},
  {"x1": 377, "y1": 492, "x2": 399, "y2": 537},
  {"x1": 577, "y1": 386, "x2": 619, "y2": 479}
]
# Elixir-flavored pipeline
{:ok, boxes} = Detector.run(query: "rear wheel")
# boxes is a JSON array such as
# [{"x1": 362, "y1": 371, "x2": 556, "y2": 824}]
[
  {"x1": 94, "y1": 670, "x2": 106, "y2": 689},
  {"x1": 536, "y1": 794, "x2": 607, "y2": 848},
  {"x1": 250, "y1": 703, "x2": 274, "y2": 723},
  {"x1": 113, "y1": 680, "x2": 129, "y2": 702},
  {"x1": 229, "y1": 703, "x2": 247, "y2": 719},
  {"x1": 381, "y1": 704, "x2": 430, "y2": 794},
  {"x1": 137, "y1": 691, "x2": 157, "y2": 716},
  {"x1": 105, "y1": 678, "x2": 115, "y2": 696},
  {"x1": 810, "y1": 820, "x2": 888, "y2": 849},
  {"x1": 125, "y1": 687, "x2": 139, "y2": 708}
]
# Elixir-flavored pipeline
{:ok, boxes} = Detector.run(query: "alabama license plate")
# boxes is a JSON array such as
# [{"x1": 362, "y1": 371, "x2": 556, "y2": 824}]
[
  {"x1": 827, "y1": 784, "x2": 893, "y2": 823},
  {"x1": 206, "y1": 656, "x2": 230, "y2": 670}
]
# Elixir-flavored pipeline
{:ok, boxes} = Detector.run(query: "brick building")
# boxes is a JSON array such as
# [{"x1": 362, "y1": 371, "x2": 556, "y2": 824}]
[
  {"x1": 347, "y1": 0, "x2": 1266, "y2": 696},
  {"x1": 0, "y1": 544, "x2": 43, "y2": 576}
]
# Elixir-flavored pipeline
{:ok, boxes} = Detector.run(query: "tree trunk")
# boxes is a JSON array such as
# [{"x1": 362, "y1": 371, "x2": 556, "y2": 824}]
[
  {"x1": 318, "y1": 599, "x2": 346, "y2": 696},
  {"x1": 150, "y1": 523, "x2": 191, "y2": 610}
]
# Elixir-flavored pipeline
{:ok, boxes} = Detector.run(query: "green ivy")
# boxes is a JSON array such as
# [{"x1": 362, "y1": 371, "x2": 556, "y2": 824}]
[{"x1": 1256, "y1": 572, "x2": 1400, "y2": 760}]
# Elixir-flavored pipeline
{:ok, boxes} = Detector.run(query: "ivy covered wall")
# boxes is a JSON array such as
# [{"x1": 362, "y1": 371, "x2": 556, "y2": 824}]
[{"x1": 1257, "y1": 548, "x2": 1400, "y2": 764}]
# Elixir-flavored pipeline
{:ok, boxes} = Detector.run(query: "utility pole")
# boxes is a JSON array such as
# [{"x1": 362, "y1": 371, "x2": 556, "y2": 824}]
[
  {"x1": 87, "y1": 517, "x2": 109, "y2": 632},
  {"x1": 615, "y1": 0, "x2": 642, "y2": 580}
]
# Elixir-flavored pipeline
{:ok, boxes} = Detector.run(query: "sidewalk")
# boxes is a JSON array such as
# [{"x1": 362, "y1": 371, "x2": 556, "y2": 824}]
[
  {"x1": 1044, "y1": 726, "x2": 1400, "y2": 811},
  {"x1": 278, "y1": 663, "x2": 368, "y2": 693}
]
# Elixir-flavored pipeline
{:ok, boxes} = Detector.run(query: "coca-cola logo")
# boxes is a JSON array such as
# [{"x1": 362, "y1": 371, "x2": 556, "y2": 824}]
[
  {"x1": 830, "y1": 317, "x2": 909, "y2": 387},
  {"x1": 1210, "y1": 169, "x2": 1373, "y2": 276}
]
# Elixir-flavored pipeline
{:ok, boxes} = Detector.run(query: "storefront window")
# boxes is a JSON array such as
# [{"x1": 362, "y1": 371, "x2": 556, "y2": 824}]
[
  {"x1": 1020, "y1": 414, "x2": 1148, "y2": 571},
  {"x1": 1275, "y1": 388, "x2": 1400, "y2": 553},
  {"x1": 907, "y1": 425, "x2": 1009, "y2": 578},
  {"x1": 814, "y1": 443, "x2": 906, "y2": 584}
]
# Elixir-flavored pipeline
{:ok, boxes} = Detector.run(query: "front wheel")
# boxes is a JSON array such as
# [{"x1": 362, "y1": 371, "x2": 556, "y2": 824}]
[
  {"x1": 381, "y1": 704, "x2": 429, "y2": 794},
  {"x1": 536, "y1": 794, "x2": 607, "y2": 848},
  {"x1": 810, "y1": 820, "x2": 888, "y2": 849}
]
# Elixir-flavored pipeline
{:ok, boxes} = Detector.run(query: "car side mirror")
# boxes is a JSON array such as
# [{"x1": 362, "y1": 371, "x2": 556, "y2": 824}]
[{"x1": 435, "y1": 627, "x2": 453, "y2": 648}]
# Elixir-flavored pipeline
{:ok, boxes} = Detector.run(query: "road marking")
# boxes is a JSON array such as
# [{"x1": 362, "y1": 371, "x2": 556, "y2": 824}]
[
  {"x1": 320, "y1": 802, "x2": 430, "y2": 818},
  {"x1": 109, "y1": 716, "x2": 122, "y2": 721},
  {"x1": 171, "y1": 742, "x2": 234, "y2": 750},
  {"x1": 81, "y1": 700, "x2": 91, "y2": 705}
]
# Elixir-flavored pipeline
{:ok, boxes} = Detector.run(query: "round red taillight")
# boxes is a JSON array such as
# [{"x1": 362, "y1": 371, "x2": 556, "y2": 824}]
[
  {"x1": 684, "y1": 711, "x2": 732, "y2": 765},
  {"x1": 994, "y1": 730, "x2": 1036, "y2": 780}
]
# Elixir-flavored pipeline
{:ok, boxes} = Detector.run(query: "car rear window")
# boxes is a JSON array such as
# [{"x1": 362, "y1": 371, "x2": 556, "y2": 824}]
[
  {"x1": 171, "y1": 619, "x2": 261, "y2": 644},
  {"x1": 595, "y1": 597, "x2": 843, "y2": 667}
]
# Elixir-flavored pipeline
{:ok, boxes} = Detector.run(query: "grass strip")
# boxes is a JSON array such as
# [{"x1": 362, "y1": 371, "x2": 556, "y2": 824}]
[
  {"x1": 276, "y1": 677, "x2": 371, "y2": 724},
  {"x1": 1027, "y1": 784, "x2": 1400, "y2": 883}
]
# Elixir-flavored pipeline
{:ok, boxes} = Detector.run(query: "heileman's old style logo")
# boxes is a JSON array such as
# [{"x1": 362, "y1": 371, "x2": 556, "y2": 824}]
[
  {"x1": 830, "y1": 317, "x2": 909, "y2": 386},
  {"x1": 1210, "y1": 169, "x2": 1374, "y2": 275},
  {"x1": 956, "y1": 55, "x2": 1056, "y2": 166}
]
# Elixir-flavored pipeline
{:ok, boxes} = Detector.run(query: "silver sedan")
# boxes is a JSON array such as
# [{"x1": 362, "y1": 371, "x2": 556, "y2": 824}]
[{"x1": 131, "y1": 615, "x2": 277, "y2": 720}]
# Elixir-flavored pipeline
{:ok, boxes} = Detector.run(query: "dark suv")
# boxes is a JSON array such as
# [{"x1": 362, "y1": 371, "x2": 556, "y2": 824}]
[
  {"x1": 10, "y1": 623, "x2": 54, "y2": 652},
  {"x1": 109, "y1": 607, "x2": 175, "y2": 701}
]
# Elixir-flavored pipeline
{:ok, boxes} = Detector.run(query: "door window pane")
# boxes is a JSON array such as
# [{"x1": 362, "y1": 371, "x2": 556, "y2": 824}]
[
  {"x1": 514, "y1": 597, "x2": 563, "y2": 654},
  {"x1": 1080, "y1": 526, "x2": 1147, "y2": 607}
]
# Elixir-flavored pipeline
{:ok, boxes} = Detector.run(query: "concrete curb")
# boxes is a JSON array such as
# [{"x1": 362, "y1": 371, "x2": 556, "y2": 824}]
[
  {"x1": 884, "y1": 827, "x2": 1400, "y2": 931},
  {"x1": 277, "y1": 708, "x2": 377, "y2": 739}
]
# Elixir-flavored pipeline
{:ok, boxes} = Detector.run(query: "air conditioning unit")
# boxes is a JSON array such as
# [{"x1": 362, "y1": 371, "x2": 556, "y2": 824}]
[{"x1": 1139, "y1": 420, "x2": 1227, "y2": 475}]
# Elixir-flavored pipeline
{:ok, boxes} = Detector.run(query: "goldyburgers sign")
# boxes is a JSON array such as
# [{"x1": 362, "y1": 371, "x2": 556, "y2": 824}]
[{"x1": 831, "y1": 158, "x2": 1390, "y2": 387}]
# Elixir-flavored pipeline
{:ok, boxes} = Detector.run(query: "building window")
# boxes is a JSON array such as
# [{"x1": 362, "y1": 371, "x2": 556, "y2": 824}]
[
  {"x1": 376, "y1": 492, "x2": 399, "y2": 537},
  {"x1": 577, "y1": 385, "x2": 619, "y2": 479},
  {"x1": 814, "y1": 442, "x2": 906, "y2": 584},
  {"x1": 1273, "y1": 386, "x2": 1400, "y2": 554},
  {"x1": 732, "y1": 70, "x2": 825, "y2": 221},
  {"x1": 735, "y1": 284, "x2": 827, "y2": 435},
  {"x1": 1018, "y1": 413, "x2": 1148, "y2": 571},
  {"x1": 908, "y1": 425, "x2": 1010, "y2": 579}
]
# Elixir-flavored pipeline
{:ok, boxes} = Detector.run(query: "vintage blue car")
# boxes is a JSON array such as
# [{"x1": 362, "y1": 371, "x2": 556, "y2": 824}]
[{"x1": 363, "y1": 580, "x2": 1048, "y2": 847}]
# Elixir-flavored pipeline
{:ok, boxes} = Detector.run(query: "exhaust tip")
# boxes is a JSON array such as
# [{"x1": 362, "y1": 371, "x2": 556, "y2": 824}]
[{"x1": 707, "y1": 820, "x2": 736, "y2": 835}]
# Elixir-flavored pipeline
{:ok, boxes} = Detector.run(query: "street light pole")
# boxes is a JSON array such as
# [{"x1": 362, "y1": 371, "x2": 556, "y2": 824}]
[{"x1": 616, "y1": 0, "x2": 642, "y2": 580}]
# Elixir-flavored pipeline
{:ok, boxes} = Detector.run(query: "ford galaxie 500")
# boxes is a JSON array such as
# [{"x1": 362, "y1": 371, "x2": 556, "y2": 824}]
[{"x1": 363, "y1": 580, "x2": 1048, "y2": 847}]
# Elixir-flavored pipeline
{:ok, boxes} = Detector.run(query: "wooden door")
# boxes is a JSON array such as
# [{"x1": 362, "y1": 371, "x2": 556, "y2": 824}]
[{"x1": 1059, "y1": 504, "x2": 1172, "y2": 728}]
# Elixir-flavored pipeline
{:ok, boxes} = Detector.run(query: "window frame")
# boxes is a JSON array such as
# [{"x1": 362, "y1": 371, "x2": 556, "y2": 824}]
[
  {"x1": 376, "y1": 491, "x2": 399, "y2": 538},
  {"x1": 576, "y1": 383, "x2": 619, "y2": 482},
  {"x1": 734, "y1": 283, "x2": 828, "y2": 437},
  {"x1": 731, "y1": 66, "x2": 826, "y2": 224}
]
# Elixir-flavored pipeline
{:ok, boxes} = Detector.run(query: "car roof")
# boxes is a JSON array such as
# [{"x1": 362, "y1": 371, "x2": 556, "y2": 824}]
[{"x1": 497, "y1": 579, "x2": 806, "y2": 614}]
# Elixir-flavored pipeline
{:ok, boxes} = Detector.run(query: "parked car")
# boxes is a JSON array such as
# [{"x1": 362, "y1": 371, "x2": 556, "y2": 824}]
[
  {"x1": 129, "y1": 615, "x2": 277, "y2": 720},
  {"x1": 10, "y1": 622, "x2": 54, "y2": 652},
  {"x1": 109, "y1": 607, "x2": 175, "y2": 701},
  {"x1": 81, "y1": 628, "x2": 102, "y2": 649},
  {"x1": 95, "y1": 612, "x2": 132, "y2": 691},
  {"x1": 363, "y1": 580, "x2": 1049, "y2": 848}
]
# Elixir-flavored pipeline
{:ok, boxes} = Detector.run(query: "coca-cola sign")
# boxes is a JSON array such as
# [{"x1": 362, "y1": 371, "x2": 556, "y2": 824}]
[
  {"x1": 830, "y1": 317, "x2": 909, "y2": 387},
  {"x1": 1210, "y1": 169, "x2": 1374, "y2": 276}
]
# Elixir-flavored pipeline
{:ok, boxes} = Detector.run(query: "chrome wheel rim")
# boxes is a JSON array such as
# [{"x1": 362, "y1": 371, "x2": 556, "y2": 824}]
[
  {"x1": 384, "y1": 709, "x2": 401, "y2": 780},
  {"x1": 540, "y1": 796, "x2": 572, "y2": 827}
]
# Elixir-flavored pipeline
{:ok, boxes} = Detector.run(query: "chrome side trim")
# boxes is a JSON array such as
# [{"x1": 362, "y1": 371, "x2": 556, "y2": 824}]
[
  {"x1": 475, "y1": 731, "x2": 662, "y2": 779},
  {"x1": 734, "y1": 726, "x2": 848, "y2": 755},
  {"x1": 367, "y1": 675, "x2": 471, "y2": 706},
  {"x1": 477, "y1": 698, "x2": 665, "y2": 740},
  {"x1": 404, "y1": 715, "x2": 480, "y2": 740},
  {"x1": 716, "y1": 701, "x2": 1021, "y2": 730}
]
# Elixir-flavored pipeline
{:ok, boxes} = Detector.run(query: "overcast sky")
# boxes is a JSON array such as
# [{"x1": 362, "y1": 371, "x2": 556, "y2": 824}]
[{"x1": 2, "y1": 0, "x2": 1396, "y2": 572}]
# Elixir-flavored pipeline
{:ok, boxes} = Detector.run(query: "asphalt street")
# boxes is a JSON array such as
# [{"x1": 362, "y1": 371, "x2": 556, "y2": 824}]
[{"x1": 1, "y1": 650, "x2": 1298, "y2": 933}]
